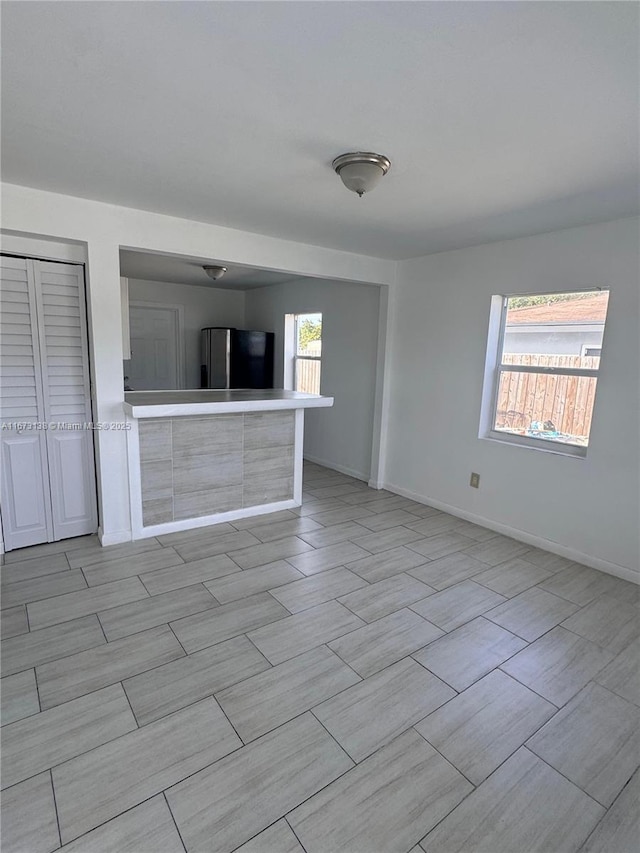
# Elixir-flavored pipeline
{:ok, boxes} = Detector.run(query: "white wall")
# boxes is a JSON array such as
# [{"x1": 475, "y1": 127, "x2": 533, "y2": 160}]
[
  {"x1": 127, "y1": 278, "x2": 245, "y2": 388},
  {"x1": 1, "y1": 183, "x2": 394, "y2": 545},
  {"x1": 386, "y1": 217, "x2": 639, "y2": 579},
  {"x1": 245, "y1": 279, "x2": 382, "y2": 481}
]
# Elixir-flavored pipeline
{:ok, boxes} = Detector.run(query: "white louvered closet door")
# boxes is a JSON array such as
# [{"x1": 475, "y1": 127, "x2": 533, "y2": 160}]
[{"x1": 0, "y1": 257, "x2": 97, "y2": 550}]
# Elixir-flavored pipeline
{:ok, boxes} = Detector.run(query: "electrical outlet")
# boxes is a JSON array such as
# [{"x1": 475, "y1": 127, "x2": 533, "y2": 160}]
[{"x1": 470, "y1": 472, "x2": 480, "y2": 489}]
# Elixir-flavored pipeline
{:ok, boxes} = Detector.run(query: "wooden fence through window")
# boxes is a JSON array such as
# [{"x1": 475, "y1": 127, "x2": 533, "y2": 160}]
[
  {"x1": 496, "y1": 354, "x2": 599, "y2": 438},
  {"x1": 296, "y1": 358, "x2": 321, "y2": 395}
]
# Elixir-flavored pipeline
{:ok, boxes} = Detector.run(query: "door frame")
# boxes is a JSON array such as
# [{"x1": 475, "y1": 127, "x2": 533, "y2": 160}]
[{"x1": 127, "y1": 301, "x2": 186, "y2": 390}]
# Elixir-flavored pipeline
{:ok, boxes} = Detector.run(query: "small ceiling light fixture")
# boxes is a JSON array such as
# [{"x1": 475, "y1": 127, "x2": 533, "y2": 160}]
[
  {"x1": 203, "y1": 265, "x2": 227, "y2": 281},
  {"x1": 332, "y1": 151, "x2": 391, "y2": 197}
]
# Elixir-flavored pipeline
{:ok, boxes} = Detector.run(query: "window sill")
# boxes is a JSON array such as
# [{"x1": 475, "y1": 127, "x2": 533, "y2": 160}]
[{"x1": 481, "y1": 431, "x2": 587, "y2": 459}]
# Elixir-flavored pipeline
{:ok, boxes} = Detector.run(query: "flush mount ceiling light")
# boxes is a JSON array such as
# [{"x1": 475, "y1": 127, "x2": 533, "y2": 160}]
[
  {"x1": 203, "y1": 265, "x2": 227, "y2": 281},
  {"x1": 332, "y1": 152, "x2": 391, "y2": 197}
]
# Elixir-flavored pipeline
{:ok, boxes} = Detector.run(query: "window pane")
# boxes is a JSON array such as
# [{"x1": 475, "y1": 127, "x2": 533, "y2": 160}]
[
  {"x1": 503, "y1": 291, "x2": 608, "y2": 369},
  {"x1": 494, "y1": 370, "x2": 598, "y2": 447},
  {"x1": 296, "y1": 313, "x2": 322, "y2": 356},
  {"x1": 295, "y1": 357, "x2": 321, "y2": 394}
]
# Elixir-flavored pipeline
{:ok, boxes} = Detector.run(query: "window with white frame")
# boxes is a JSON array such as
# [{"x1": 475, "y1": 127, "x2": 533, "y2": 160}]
[
  {"x1": 479, "y1": 289, "x2": 610, "y2": 456},
  {"x1": 284, "y1": 313, "x2": 322, "y2": 394}
]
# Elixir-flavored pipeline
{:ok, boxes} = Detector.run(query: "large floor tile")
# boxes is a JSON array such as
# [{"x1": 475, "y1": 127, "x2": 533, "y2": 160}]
[
  {"x1": 561, "y1": 593, "x2": 640, "y2": 654},
  {"x1": 420, "y1": 747, "x2": 604, "y2": 853},
  {"x1": 298, "y1": 521, "x2": 371, "y2": 548},
  {"x1": 410, "y1": 580, "x2": 506, "y2": 632},
  {"x1": 58, "y1": 795, "x2": 185, "y2": 853},
  {"x1": 579, "y1": 768, "x2": 640, "y2": 853},
  {"x1": 27, "y1": 577, "x2": 149, "y2": 630},
  {"x1": 1, "y1": 605, "x2": 28, "y2": 640},
  {"x1": 174, "y1": 531, "x2": 260, "y2": 562},
  {"x1": 407, "y1": 532, "x2": 475, "y2": 561},
  {"x1": 415, "y1": 670, "x2": 556, "y2": 784},
  {"x1": 485, "y1": 585, "x2": 580, "y2": 641},
  {"x1": 65, "y1": 539, "x2": 162, "y2": 569},
  {"x1": 2, "y1": 569, "x2": 87, "y2": 609},
  {"x1": 329, "y1": 608, "x2": 443, "y2": 678},
  {"x1": 356, "y1": 509, "x2": 423, "y2": 531},
  {"x1": 286, "y1": 541, "x2": 370, "y2": 575},
  {"x1": 227, "y1": 536, "x2": 314, "y2": 569},
  {"x1": 82, "y1": 547, "x2": 184, "y2": 586},
  {"x1": 171, "y1": 592, "x2": 289, "y2": 653},
  {"x1": 306, "y1": 483, "x2": 368, "y2": 500},
  {"x1": 139, "y1": 552, "x2": 240, "y2": 595},
  {"x1": 519, "y1": 547, "x2": 576, "y2": 573},
  {"x1": 53, "y1": 697, "x2": 240, "y2": 844},
  {"x1": 1, "y1": 615, "x2": 106, "y2": 677},
  {"x1": 3, "y1": 534, "x2": 98, "y2": 564},
  {"x1": 407, "y1": 552, "x2": 488, "y2": 590},
  {"x1": 98, "y1": 583, "x2": 218, "y2": 640},
  {"x1": 1, "y1": 669, "x2": 40, "y2": 725},
  {"x1": 404, "y1": 513, "x2": 460, "y2": 537},
  {"x1": 244, "y1": 516, "x2": 323, "y2": 543},
  {"x1": 501, "y1": 626, "x2": 614, "y2": 706},
  {"x1": 462, "y1": 535, "x2": 530, "y2": 566},
  {"x1": 337, "y1": 572, "x2": 434, "y2": 622},
  {"x1": 539, "y1": 563, "x2": 624, "y2": 606},
  {"x1": 36, "y1": 624, "x2": 185, "y2": 709},
  {"x1": 527, "y1": 682, "x2": 639, "y2": 807},
  {"x1": 166, "y1": 713, "x2": 353, "y2": 853},
  {"x1": 352, "y1": 526, "x2": 426, "y2": 553},
  {"x1": 233, "y1": 820, "x2": 304, "y2": 853},
  {"x1": 205, "y1": 560, "x2": 303, "y2": 603},
  {"x1": 414, "y1": 617, "x2": 527, "y2": 691},
  {"x1": 124, "y1": 635, "x2": 270, "y2": 725},
  {"x1": 446, "y1": 518, "x2": 499, "y2": 542},
  {"x1": 1, "y1": 552, "x2": 69, "y2": 585},
  {"x1": 314, "y1": 657, "x2": 455, "y2": 762},
  {"x1": 305, "y1": 504, "x2": 375, "y2": 526},
  {"x1": 157, "y1": 521, "x2": 236, "y2": 545},
  {"x1": 217, "y1": 645, "x2": 360, "y2": 741},
  {"x1": 345, "y1": 546, "x2": 429, "y2": 583},
  {"x1": 1, "y1": 684, "x2": 137, "y2": 790},
  {"x1": 248, "y1": 600, "x2": 365, "y2": 665},
  {"x1": 292, "y1": 497, "x2": 352, "y2": 517},
  {"x1": 289, "y1": 728, "x2": 472, "y2": 853},
  {"x1": 269, "y1": 567, "x2": 368, "y2": 613},
  {"x1": 473, "y1": 558, "x2": 553, "y2": 597},
  {"x1": 0, "y1": 772, "x2": 59, "y2": 853},
  {"x1": 595, "y1": 637, "x2": 640, "y2": 706}
]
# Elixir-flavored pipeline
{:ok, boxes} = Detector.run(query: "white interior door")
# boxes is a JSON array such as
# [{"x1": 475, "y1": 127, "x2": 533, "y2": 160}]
[{"x1": 127, "y1": 305, "x2": 180, "y2": 390}]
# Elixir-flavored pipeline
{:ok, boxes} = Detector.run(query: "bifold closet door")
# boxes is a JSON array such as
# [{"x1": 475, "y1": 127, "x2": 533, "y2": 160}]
[
  {"x1": 0, "y1": 256, "x2": 97, "y2": 550},
  {"x1": 33, "y1": 261, "x2": 97, "y2": 540},
  {"x1": 0, "y1": 256, "x2": 53, "y2": 548}
]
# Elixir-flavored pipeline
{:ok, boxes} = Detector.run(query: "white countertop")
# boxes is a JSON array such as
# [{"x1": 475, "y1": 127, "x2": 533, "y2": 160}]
[{"x1": 124, "y1": 389, "x2": 334, "y2": 418}]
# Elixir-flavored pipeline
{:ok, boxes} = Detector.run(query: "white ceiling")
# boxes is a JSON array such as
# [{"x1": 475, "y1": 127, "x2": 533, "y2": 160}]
[
  {"x1": 120, "y1": 250, "x2": 304, "y2": 290},
  {"x1": 2, "y1": 2, "x2": 637, "y2": 260}
]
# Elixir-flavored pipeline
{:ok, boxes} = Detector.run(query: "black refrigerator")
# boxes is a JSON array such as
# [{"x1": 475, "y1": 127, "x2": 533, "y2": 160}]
[{"x1": 201, "y1": 328, "x2": 275, "y2": 389}]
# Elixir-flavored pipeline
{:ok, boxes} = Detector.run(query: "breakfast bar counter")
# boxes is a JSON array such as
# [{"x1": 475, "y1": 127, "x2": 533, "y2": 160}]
[{"x1": 124, "y1": 389, "x2": 334, "y2": 539}]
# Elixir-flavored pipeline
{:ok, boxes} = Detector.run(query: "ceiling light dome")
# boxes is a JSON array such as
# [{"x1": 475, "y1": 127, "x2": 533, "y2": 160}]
[
  {"x1": 332, "y1": 152, "x2": 391, "y2": 197},
  {"x1": 203, "y1": 265, "x2": 227, "y2": 281}
]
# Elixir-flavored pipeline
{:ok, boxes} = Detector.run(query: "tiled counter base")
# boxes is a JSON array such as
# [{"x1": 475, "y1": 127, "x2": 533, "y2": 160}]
[{"x1": 137, "y1": 411, "x2": 296, "y2": 530}]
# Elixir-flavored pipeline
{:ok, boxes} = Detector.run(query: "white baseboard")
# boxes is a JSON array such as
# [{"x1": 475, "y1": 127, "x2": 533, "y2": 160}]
[
  {"x1": 303, "y1": 454, "x2": 368, "y2": 483},
  {"x1": 98, "y1": 527, "x2": 133, "y2": 547},
  {"x1": 384, "y1": 481, "x2": 639, "y2": 585}
]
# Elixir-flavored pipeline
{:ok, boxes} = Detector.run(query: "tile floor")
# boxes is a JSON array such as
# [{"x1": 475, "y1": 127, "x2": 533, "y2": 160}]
[{"x1": 1, "y1": 462, "x2": 638, "y2": 853}]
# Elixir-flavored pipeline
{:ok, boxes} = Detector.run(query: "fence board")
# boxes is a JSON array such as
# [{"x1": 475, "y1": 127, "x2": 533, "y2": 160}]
[{"x1": 497, "y1": 354, "x2": 598, "y2": 438}]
